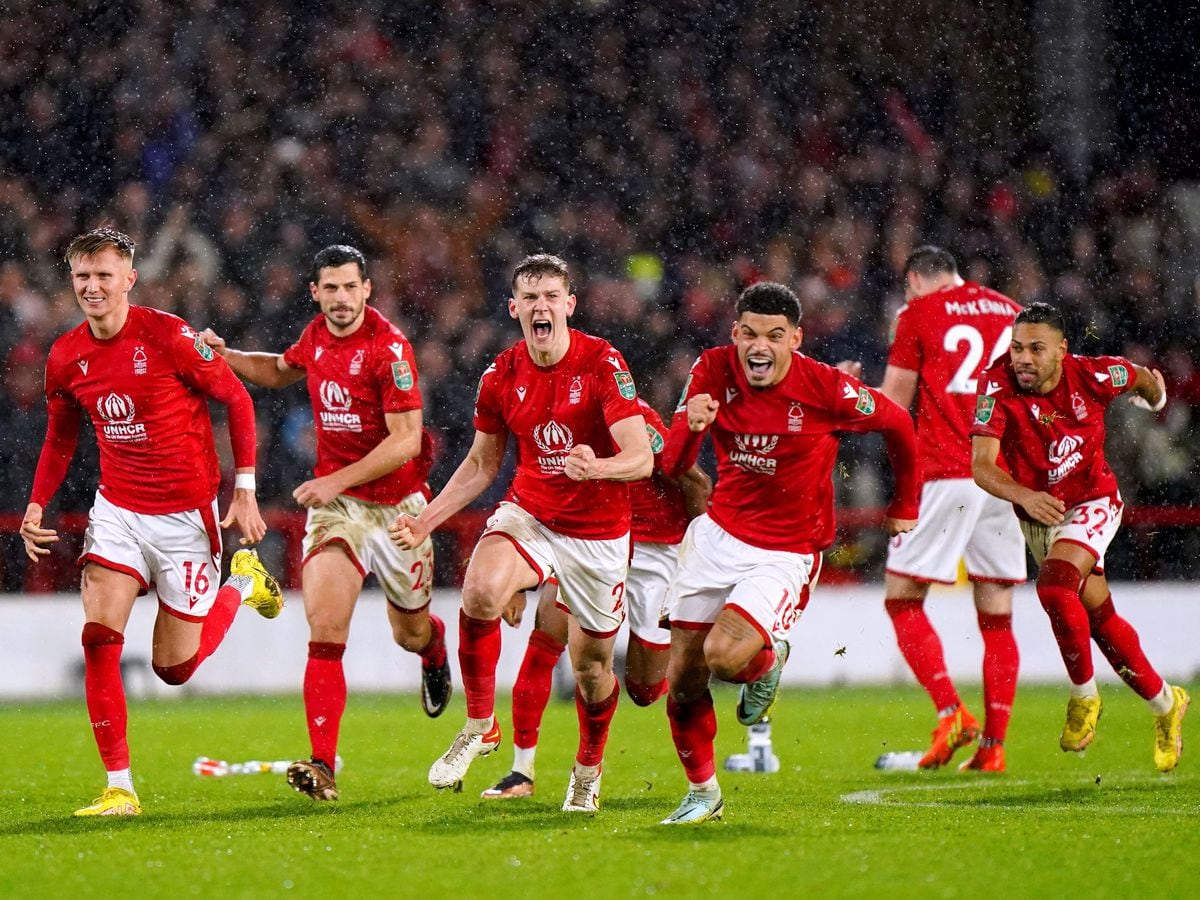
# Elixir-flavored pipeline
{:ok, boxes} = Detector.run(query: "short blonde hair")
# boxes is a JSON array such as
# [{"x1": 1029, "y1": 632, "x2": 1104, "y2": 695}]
[{"x1": 65, "y1": 227, "x2": 136, "y2": 265}]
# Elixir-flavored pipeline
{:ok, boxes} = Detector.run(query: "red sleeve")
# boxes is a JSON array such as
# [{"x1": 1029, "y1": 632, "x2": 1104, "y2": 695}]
[
  {"x1": 375, "y1": 338, "x2": 422, "y2": 414},
  {"x1": 173, "y1": 328, "x2": 257, "y2": 469},
  {"x1": 637, "y1": 400, "x2": 668, "y2": 469},
  {"x1": 969, "y1": 390, "x2": 1009, "y2": 440},
  {"x1": 281, "y1": 325, "x2": 310, "y2": 371},
  {"x1": 30, "y1": 365, "x2": 81, "y2": 508},
  {"x1": 661, "y1": 357, "x2": 710, "y2": 479},
  {"x1": 886, "y1": 302, "x2": 922, "y2": 371},
  {"x1": 472, "y1": 361, "x2": 505, "y2": 434},
  {"x1": 875, "y1": 396, "x2": 921, "y2": 520},
  {"x1": 1086, "y1": 355, "x2": 1137, "y2": 403},
  {"x1": 596, "y1": 346, "x2": 642, "y2": 426},
  {"x1": 821, "y1": 367, "x2": 920, "y2": 518}
]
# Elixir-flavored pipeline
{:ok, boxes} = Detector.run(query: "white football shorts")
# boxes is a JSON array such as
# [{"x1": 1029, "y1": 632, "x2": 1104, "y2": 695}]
[
  {"x1": 886, "y1": 478, "x2": 1026, "y2": 584},
  {"x1": 664, "y1": 514, "x2": 817, "y2": 644},
  {"x1": 625, "y1": 540, "x2": 677, "y2": 649},
  {"x1": 81, "y1": 490, "x2": 222, "y2": 621},
  {"x1": 483, "y1": 501, "x2": 629, "y2": 638},
  {"x1": 1020, "y1": 494, "x2": 1123, "y2": 576},
  {"x1": 303, "y1": 492, "x2": 434, "y2": 611}
]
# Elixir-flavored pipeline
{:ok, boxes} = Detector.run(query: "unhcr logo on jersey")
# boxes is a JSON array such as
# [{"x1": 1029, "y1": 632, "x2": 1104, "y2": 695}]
[{"x1": 96, "y1": 393, "x2": 147, "y2": 443}]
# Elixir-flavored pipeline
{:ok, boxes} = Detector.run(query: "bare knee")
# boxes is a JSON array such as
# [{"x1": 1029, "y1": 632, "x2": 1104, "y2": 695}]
[
  {"x1": 572, "y1": 655, "x2": 611, "y2": 696},
  {"x1": 307, "y1": 612, "x2": 351, "y2": 645},
  {"x1": 703, "y1": 631, "x2": 755, "y2": 682},
  {"x1": 460, "y1": 578, "x2": 505, "y2": 620}
]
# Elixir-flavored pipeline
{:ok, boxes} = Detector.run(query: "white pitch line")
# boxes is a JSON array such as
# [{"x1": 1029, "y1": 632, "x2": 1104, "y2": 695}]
[{"x1": 841, "y1": 778, "x2": 1198, "y2": 814}]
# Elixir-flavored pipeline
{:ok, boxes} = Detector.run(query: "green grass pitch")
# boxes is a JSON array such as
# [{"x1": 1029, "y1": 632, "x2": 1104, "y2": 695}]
[{"x1": 1, "y1": 684, "x2": 1197, "y2": 899}]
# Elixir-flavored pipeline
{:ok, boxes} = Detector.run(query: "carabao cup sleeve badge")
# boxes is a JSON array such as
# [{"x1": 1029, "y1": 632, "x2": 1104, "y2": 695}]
[
  {"x1": 614, "y1": 371, "x2": 636, "y2": 400},
  {"x1": 392, "y1": 361, "x2": 414, "y2": 390},
  {"x1": 975, "y1": 395, "x2": 996, "y2": 424}
]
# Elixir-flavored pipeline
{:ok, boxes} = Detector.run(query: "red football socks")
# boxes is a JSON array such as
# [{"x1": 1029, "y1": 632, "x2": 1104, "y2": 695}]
[
  {"x1": 459, "y1": 611, "x2": 502, "y2": 720},
  {"x1": 667, "y1": 692, "x2": 717, "y2": 784},
  {"x1": 304, "y1": 641, "x2": 347, "y2": 768},
  {"x1": 1035, "y1": 559, "x2": 1094, "y2": 685},
  {"x1": 574, "y1": 680, "x2": 620, "y2": 767},
  {"x1": 886, "y1": 598, "x2": 960, "y2": 712},
  {"x1": 727, "y1": 644, "x2": 775, "y2": 684},
  {"x1": 512, "y1": 629, "x2": 565, "y2": 749},
  {"x1": 1088, "y1": 596, "x2": 1165, "y2": 700},
  {"x1": 419, "y1": 614, "x2": 448, "y2": 669},
  {"x1": 198, "y1": 584, "x2": 241, "y2": 664},
  {"x1": 977, "y1": 611, "x2": 1019, "y2": 742},
  {"x1": 81, "y1": 622, "x2": 130, "y2": 771}
]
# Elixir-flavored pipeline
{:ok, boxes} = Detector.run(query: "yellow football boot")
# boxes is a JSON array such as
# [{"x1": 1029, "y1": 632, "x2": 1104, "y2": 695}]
[{"x1": 74, "y1": 787, "x2": 141, "y2": 817}]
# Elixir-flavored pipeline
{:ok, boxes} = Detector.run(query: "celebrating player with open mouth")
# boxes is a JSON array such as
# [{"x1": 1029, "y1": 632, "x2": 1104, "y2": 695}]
[
  {"x1": 20, "y1": 228, "x2": 282, "y2": 818},
  {"x1": 971, "y1": 301, "x2": 1188, "y2": 770},
  {"x1": 657, "y1": 281, "x2": 921, "y2": 824},
  {"x1": 391, "y1": 253, "x2": 651, "y2": 812}
]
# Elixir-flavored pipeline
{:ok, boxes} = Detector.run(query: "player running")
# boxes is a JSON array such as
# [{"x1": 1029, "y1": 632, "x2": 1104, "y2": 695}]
[
  {"x1": 481, "y1": 397, "x2": 711, "y2": 800},
  {"x1": 390, "y1": 253, "x2": 652, "y2": 812},
  {"x1": 201, "y1": 244, "x2": 448, "y2": 801},
  {"x1": 19, "y1": 228, "x2": 282, "y2": 818},
  {"x1": 879, "y1": 246, "x2": 1025, "y2": 773},
  {"x1": 657, "y1": 281, "x2": 920, "y2": 824},
  {"x1": 971, "y1": 301, "x2": 1188, "y2": 771}
]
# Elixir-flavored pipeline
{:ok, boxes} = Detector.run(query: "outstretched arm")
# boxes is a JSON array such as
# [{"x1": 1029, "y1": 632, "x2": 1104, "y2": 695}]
[
  {"x1": 971, "y1": 435, "x2": 1065, "y2": 525},
  {"x1": 390, "y1": 429, "x2": 508, "y2": 548},
  {"x1": 1129, "y1": 365, "x2": 1167, "y2": 412},
  {"x1": 199, "y1": 363, "x2": 267, "y2": 544},
  {"x1": 200, "y1": 328, "x2": 305, "y2": 389}
]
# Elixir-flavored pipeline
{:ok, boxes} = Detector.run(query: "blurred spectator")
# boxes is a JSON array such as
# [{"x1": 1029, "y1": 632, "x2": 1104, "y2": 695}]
[{"x1": 0, "y1": 1, "x2": 1197, "y2": 583}]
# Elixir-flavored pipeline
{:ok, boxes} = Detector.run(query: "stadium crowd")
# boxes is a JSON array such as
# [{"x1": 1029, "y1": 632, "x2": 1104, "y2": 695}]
[{"x1": 2, "y1": 1, "x2": 1198, "y2": 586}]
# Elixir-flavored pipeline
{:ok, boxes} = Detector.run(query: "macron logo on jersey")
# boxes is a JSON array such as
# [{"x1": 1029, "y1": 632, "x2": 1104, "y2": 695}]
[
  {"x1": 318, "y1": 380, "x2": 362, "y2": 433},
  {"x1": 725, "y1": 387, "x2": 738, "y2": 404},
  {"x1": 78, "y1": 360, "x2": 89, "y2": 375}
]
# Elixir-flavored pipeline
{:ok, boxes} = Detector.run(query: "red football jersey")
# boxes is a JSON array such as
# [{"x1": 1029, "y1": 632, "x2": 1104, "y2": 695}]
[
  {"x1": 473, "y1": 329, "x2": 642, "y2": 540},
  {"x1": 37, "y1": 305, "x2": 250, "y2": 514},
  {"x1": 630, "y1": 398, "x2": 689, "y2": 545},
  {"x1": 887, "y1": 282, "x2": 1021, "y2": 481},
  {"x1": 283, "y1": 305, "x2": 431, "y2": 505},
  {"x1": 970, "y1": 353, "x2": 1133, "y2": 517},
  {"x1": 663, "y1": 346, "x2": 920, "y2": 553}
]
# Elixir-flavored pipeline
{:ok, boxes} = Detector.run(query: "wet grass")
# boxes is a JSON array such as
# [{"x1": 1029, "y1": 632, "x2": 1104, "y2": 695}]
[{"x1": 1, "y1": 683, "x2": 1197, "y2": 898}]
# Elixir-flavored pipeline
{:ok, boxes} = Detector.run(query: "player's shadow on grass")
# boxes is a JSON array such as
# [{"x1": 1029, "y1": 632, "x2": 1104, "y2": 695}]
[
  {"x1": 0, "y1": 797, "x2": 412, "y2": 836},
  {"x1": 409, "y1": 795, "x2": 789, "y2": 835}
]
